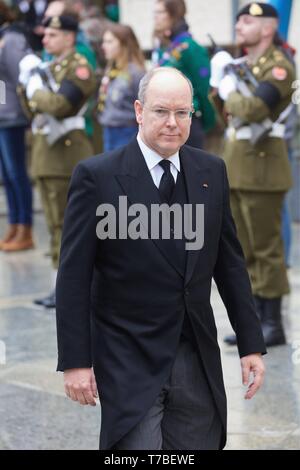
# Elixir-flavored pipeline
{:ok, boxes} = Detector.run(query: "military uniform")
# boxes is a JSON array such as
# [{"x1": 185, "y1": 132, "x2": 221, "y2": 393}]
[
  {"x1": 220, "y1": 2, "x2": 296, "y2": 346},
  {"x1": 18, "y1": 18, "x2": 97, "y2": 270}
]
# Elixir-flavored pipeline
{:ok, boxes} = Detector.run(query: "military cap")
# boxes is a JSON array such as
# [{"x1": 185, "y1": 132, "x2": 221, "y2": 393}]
[
  {"x1": 236, "y1": 2, "x2": 278, "y2": 20},
  {"x1": 43, "y1": 15, "x2": 78, "y2": 32}
]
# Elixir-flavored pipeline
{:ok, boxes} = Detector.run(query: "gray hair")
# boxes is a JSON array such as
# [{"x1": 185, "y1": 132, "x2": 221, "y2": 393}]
[{"x1": 138, "y1": 67, "x2": 194, "y2": 105}]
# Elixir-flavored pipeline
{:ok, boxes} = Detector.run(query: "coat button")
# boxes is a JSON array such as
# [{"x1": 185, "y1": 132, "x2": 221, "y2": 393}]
[
  {"x1": 65, "y1": 139, "x2": 71, "y2": 147},
  {"x1": 259, "y1": 151, "x2": 266, "y2": 158}
]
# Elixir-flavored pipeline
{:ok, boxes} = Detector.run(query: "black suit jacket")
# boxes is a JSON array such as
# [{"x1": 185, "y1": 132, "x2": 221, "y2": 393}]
[{"x1": 56, "y1": 138, "x2": 266, "y2": 449}]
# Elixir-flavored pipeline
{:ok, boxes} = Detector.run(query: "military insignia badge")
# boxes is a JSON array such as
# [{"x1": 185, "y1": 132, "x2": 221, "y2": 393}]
[
  {"x1": 272, "y1": 66, "x2": 287, "y2": 81},
  {"x1": 249, "y1": 3, "x2": 263, "y2": 16},
  {"x1": 49, "y1": 16, "x2": 61, "y2": 29}
]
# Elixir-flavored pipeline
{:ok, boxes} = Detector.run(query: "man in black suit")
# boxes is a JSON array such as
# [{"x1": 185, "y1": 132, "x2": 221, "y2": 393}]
[{"x1": 56, "y1": 67, "x2": 266, "y2": 450}]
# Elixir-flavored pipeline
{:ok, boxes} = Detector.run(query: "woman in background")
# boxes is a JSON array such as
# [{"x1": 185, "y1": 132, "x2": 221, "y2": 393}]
[
  {"x1": 98, "y1": 23, "x2": 145, "y2": 151},
  {"x1": 152, "y1": 0, "x2": 216, "y2": 149},
  {"x1": 0, "y1": 1, "x2": 34, "y2": 252}
]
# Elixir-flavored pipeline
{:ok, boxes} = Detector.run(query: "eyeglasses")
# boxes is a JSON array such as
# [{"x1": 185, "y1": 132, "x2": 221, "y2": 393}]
[{"x1": 144, "y1": 106, "x2": 194, "y2": 121}]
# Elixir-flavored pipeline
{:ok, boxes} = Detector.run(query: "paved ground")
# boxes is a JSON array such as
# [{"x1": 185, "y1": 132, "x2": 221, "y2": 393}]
[{"x1": 0, "y1": 188, "x2": 299, "y2": 450}]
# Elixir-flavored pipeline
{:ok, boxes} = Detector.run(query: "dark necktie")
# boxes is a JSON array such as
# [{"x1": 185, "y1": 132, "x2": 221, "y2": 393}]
[{"x1": 159, "y1": 159, "x2": 175, "y2": 202}]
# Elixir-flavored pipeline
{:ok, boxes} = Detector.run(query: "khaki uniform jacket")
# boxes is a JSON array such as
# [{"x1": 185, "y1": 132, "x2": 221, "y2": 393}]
[
  {"x1": 19, "y1": 50, "x2": 97, "y2": 178},
  {"x1": 223, "y1": 44, "x2": 295, "y2": 191}
]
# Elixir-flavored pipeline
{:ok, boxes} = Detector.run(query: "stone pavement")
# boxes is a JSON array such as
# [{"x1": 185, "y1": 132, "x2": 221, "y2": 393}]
[{"x1": 0, "y1": 189, "x2": 299, "y2": 450}]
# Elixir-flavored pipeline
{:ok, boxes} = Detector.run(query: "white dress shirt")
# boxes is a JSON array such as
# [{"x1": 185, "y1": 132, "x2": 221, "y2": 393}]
[{"x1": 137, "y1": 133, "x2": 180, "y2": 188}]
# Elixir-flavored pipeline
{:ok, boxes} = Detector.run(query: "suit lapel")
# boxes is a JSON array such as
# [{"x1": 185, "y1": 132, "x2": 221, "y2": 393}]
[
  {"x1": 115, "y1": 139, "x2": 184, "y2": 277},
  {"x1": 179, "y1": 146, "x2": 212, "y2": 286}
]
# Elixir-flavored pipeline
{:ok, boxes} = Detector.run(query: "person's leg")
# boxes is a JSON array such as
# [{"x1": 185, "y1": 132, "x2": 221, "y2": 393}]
[
  {"x1": 11, "y1": 126, "x2": 32, "y2": 226},
  {"x1": 0, "y1": 129, "x2": 19, "y2": 226},
  {"x1": 239, "y1": 191, "x2": 287, "y2": 346},
  {"x1": 282, "y1": 146, "x2": 293, "y2": 267},
  {"x1": 281, "y1": 195, "x2": 291, "y2": 267},
  {"x1": 33, "y1": 178, "x2": 68, "y2": 306},
  {"x1": 113, "y1": 389, "x2": 165, "y2": 450},
  {"x1": 0, "y1": 127, "x2": 33, "y2": 251},
  {"x1": 41, "y1": 178, "x2": 69, "y2": 307},
  {"x1": 241, "y1": 191, "x2": 289, "y2": 298},
  {"x1": 162, "y1": 340, "x2": 222, "y2": 450}
]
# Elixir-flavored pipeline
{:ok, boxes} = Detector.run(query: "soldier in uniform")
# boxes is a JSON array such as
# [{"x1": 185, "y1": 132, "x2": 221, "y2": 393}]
[
  {"x1": 18, "y1": 14, "x2": 97, "y2": 308},
  {"x1": 212, "y1": 3, "x2": 295, "y2": 346}
]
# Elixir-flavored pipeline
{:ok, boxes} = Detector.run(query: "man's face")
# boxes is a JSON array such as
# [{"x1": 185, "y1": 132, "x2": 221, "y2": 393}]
[
  {"x1": 42, "y1": 28, "x2": 73, "y2": 55},
  {"x1": 235, "y1": 15, "x2": 263, "y2": 47},
  {"x1": 154, "y1": 1, "x2": 172, "y2": 33},
  {"x1": 135, "y1": 73, "x2": 193, "y2": 157}
]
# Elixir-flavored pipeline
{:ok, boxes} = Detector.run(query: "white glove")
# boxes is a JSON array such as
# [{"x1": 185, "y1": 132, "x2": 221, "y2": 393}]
[
  {"x1": 19, "y1": 53, "x2": 42, "y2": 86},
  {"x1": 218, "y1": 75, "x2": 237, "y2": 101},
  {"x1": 210, "y1": 51, "x2": 234, "y2": 88},
  {"x1": 26, "y1": 74, "x2": 44, "y2": 99}
]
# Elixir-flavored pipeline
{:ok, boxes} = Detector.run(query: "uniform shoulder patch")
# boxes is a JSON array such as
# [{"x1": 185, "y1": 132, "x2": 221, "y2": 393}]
[
  {"x1": 272, "y1": 66, "x2": 288, "y2": 81},
  {"x1": 75, "y1": 66, "x2": 90, "y2": 80}
]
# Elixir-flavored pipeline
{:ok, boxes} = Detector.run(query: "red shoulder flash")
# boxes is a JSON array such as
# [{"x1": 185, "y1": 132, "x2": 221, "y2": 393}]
[
  {"x1": 272, "y1": 66, "x2": 287, "y2": 81},
  {"x1": 75, "y1": 66, "x2": 90, "y2": 80}
]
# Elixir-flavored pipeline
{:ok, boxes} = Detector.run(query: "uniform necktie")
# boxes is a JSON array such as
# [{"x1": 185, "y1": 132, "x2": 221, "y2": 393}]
[{"x1": 159, "y1": 159, "x2": 175, "y2": 202}]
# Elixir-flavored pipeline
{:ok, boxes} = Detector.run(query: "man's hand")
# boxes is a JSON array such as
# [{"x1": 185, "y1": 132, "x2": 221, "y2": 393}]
[
  {"x1": 64, "y1": 368, "x2": 98, "y2": 406},
  {"x1": 240, "y1": 353, "x2": 265, "y2": 400}
]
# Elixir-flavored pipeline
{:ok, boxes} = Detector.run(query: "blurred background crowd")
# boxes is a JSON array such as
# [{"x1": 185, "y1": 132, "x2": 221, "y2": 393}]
[{"x1": 0, "y1": 0, "x2": 299, "y2": 324}]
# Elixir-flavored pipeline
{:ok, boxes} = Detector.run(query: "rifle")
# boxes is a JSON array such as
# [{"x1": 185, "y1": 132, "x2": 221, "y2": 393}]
[
  {"x1": 208, "y1": 35, "x2": 273, "y2": 145},
  {"x1": 30, "y1": 62, "x2": 86, "y2": 146}
]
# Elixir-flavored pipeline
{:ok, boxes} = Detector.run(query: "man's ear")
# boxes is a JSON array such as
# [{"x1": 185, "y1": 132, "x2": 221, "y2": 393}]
[{"x1": 134, "y1": 100, "x2": 143, "y2": 125}]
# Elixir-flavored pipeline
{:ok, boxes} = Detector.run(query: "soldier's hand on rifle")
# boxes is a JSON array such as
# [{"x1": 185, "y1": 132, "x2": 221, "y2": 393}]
[
  {"x1": 218, "y1": 75, "x2": 237, "y2": 100},
  {"x1": 210, "y1": 50, "x2": 234, "y2": 88},
  {"x1": 19, "y1": 53, "x2": 42, "y2": 86}
]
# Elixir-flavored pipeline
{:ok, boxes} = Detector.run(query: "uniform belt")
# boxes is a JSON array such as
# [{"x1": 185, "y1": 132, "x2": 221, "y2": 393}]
[
  {"x1": 226, "y1": 122, "x2": 285, "y2": 141},
  {"x1": 32, "y1": 116, "x2": 85, "y2": 135}
]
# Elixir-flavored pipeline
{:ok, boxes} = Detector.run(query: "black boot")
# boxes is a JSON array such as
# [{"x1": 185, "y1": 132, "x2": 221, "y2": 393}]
[
  {"x1": 224, "y1": 295, "x2": 263, "y2": 346},
  {"x1": 34, "y1": 290, "x2": 56, "y2": 308},
  {"x1": 260, "y1": 297, "x2": 286, "y2": 347}
]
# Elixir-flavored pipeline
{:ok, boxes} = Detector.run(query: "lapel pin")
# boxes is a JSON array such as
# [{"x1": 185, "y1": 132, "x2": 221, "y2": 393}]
[{"x1": 203, "y1": 183, "x2": 209, "y2": 188}]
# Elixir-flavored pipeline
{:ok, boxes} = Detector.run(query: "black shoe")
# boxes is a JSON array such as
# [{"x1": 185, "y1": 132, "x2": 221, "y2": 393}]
[
  {"x1": 43, "y1": 292, "x2": 56, "y2": 309},
  {"x1": 261, "y1": 297, "x2": 286, "y2": 347},
  {"x1": 223, "y1": 333, "x2": 237, "y2": 345},
  {"x1": 34, "y1": 296, "x2": 47, "y2": 305},
  {"x1": 34, "y1": 290, "x2": 56, "y2": 308}
]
